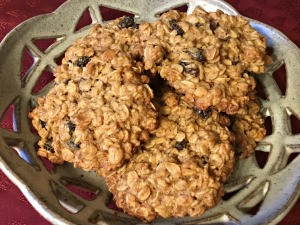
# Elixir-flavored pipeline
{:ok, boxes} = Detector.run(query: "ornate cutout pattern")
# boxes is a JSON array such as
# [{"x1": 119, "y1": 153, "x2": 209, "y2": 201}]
[
  {"x1": 254, "y1": 151, "x2": 270, "y2": 169},
  {"x1": 40, "y1": 156, "x2": 55, "y2": 173},
  {"x1": 107, "y1": 199, "x2": 123, "y2": 212},
  {"x1": 287, "y1": 152, "x2": 300, "y2": 166},
  {"x1": 255, "y1": 78, "x2": 268, "y2": 100},
  {"x1": 54, "y1": 49, "x2": 67, "y2": 66},
  {"x1": 0, "y1": 97, "x2": 20, "y2": 132},
  {"x1": 1, "y1": 104, "x2": 16, "y2": 132},
  {"x1": 32, "y1": 36, "x2": 65, "y2": 53},
  {"x1": 60, "y1": 177, "x2": 100, "y2": 201},
  {"x1": 20, "y1": 45, "x2": 40, "y2": 87},
  {"x1": 223, "y1": 175, "x2": 255, "y2": 201},
  {"x1": 238, "y1": 181, "x2": 270, "y2": 215},
  {"x1": 50, "y1": 180, "x2": 84, "y2": 214},
  {"x1": 272, "y1": 63, "x2": 287, "y2": 96},
  {"x1": 3, "y1": 137, "x2": 39, "y2": 170},
  {"x1": 264, "y1": 116, "x2": 273, "y2": 136},
  {"x1": 20, "y1": 46, "x2": 35, "y2": 80},
  {"x1": 31, "y1": 66, "x2": 55, "y2": 94},
  {"x1": 290, "y1": 114, "x2": 300, "y2": 134},
  {"x1": 99, "y1": 6, "x2": 135, "y2": 21},
  {"x1": 74, "y1": 7, "x2": 94, "y2": 32}
]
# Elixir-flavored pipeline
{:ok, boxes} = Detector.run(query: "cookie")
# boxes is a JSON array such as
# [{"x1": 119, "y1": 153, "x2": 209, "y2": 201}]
[
  {"x1": 137, "y1": 7, "x2": 269, "y2": 114},
  {"x1": 105, "y1": 92, "x2": 234, "y2": 221},
  {"x1": 55, "y1": 19, "x2": 146, "y2": 84},
  {"x1": 230, "y1": 92, "x2": 266, "y2": 158},
  {"x1": 29, "y1": 21, "x2": 158, "y2": 175}
]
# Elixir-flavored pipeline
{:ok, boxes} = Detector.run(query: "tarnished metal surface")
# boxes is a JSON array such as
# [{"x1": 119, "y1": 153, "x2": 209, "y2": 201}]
[{"x1": 0, "y1": 0, "x2": 299, "y2": 224}]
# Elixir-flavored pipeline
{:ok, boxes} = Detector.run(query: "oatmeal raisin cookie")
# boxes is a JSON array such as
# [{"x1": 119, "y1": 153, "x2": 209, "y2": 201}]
[
  {"x1": 29, "y1": 20, "x2": 158, "y2": 175},
  {"x1": 105, "y1": 92, "x2": 235, "y2": 221},
  {"x1": 137, "y1": 8, "x2": 269, "y2": 114}
]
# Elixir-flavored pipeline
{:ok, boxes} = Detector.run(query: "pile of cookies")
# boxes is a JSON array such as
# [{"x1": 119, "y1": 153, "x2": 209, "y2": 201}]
[{"x1": 29, "y1": 7, "x2": 270, "y2": 222}]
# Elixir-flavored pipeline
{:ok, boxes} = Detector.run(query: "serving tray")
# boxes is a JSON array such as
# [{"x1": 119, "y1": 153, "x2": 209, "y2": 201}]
[{"x1": 0, "y1": 0, "x2": 299, "y2": 224}]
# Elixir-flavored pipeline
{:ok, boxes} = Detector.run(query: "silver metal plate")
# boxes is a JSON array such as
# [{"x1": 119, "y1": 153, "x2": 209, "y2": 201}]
[{"x1": 0, "y1": 0, "x2": 299, "y2": 225}]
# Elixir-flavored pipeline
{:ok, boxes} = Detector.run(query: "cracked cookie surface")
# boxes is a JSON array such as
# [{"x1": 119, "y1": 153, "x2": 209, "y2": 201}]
[
  {"x1": 105, "y1": 92, "x2": 235, "y2": 221},
  {"x1": 137, "y1": 8, "x2": 269, "y2": 114},
  {"x1": 29, "y1": 21, "x2": 158, "y2": 176}
]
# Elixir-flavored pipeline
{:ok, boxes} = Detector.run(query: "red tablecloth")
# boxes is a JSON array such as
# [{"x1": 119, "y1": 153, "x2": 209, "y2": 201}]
[{"x1": 0, "y1": 0, "x2": 299, "y2": 224}]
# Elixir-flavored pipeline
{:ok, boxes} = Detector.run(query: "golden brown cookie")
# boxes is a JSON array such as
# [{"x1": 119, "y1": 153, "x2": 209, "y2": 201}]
[
  {"x1": 29, "y1": 21, "x2": 158, "y2": 176},
  {"x1": 105, "y1": 92, "x2": 235, "y2": 222},
  {"x1": 230, "y1": 92, "x2": 266, "y2": 158},
  {"x1": 137, "y1": 7, "x2": 269, "y2": 114}
]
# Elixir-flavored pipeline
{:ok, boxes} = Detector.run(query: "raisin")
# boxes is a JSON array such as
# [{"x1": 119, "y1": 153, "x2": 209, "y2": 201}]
[
  {"x1": 67, "y1": 140, "x2": 80, "y2": 150},
  {"x1": 209, "y1": 20, "x2": 219, "y2": 33},
  {"x1": 179, "y1": 61, "x2": 199, "y2": 75},
  {"x1": 188, "y1": 48, "x2": 206, "y2": 63},
  {"x1": 195, "y1": 22, "x2": 203, "y2": 27},
  {"x1": 67, "y1": 121, "x2": 76, "y2": 132},
  {"x1": 39, "y1": 119, "x2": 46, "y2": 128},
  {"x1": 169, "y1": 19, "x2": 184, "y2": 36},
  {"x1": 201, "y1": 155, "x2": 208, "y2": 165},
  {"x1": 118, "y1": 16, "x2": 135, "y2": 28},
  {"x1": 67, "y1": 59, "x2": 72, "y2": 65},
  {"x1": 175, "y1": 139, "x2": 188, "y2": 150},
  {"x1": 75, "y1": 56, "x2": 91, "y2": 68},
  {"x1": 185, "y1": 67, "x2": 199, "y2": 75},
  {"x1": 193, "y1": 107, "x2": 212, "y2": 120},
  {"x1": 232, "y1": 60, "x2": 239, "y2": 65},
  {"x1": 133, "y1": 23, "x2": 140, "y2": 29},
  {"x1": 44, "y1": 138, "x2": 54, "y2": 153},
  {"x1": 64, "y1": 79, "x2": 71, "y2": 85},
  {"x1": 179, "y1": 61, "x2": 189, "y2": 67}
]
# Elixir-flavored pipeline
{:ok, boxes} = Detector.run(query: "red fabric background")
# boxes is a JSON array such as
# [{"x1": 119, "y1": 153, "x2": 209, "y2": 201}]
[{"x1": 0, "y1": 0, "x2": 299, "y2": 224}]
